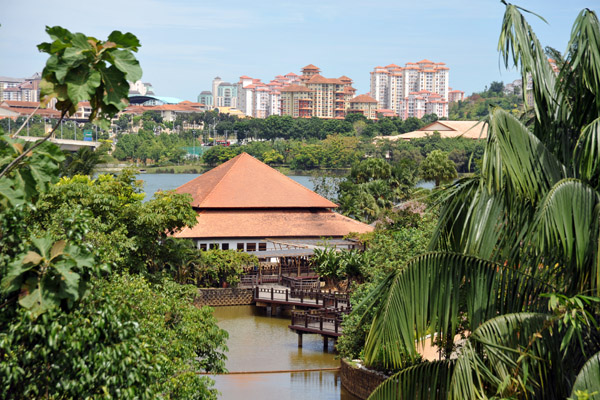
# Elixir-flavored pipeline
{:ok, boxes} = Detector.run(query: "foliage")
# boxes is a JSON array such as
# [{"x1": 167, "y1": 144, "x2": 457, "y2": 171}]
[
  {"x1": 95, "y1": 274, "x2": 229, "y2": 398},
  {"x1": 37, "y1": 26, "x2": 141, "y2": 128},
  {"x1": 61, "y1": 146, "x2": 104, "y2": 176},
  {"x1": 0, "y1": 290, "x2": 159, "y2": 399},
  {"x1": 31, "y1": 171, "x2": 197, "y2": 273},
  {"x1": 170, "y1": 247, "x2": 258, "y2": 288},
  {"x1": 338, "y1": 158, "x2": 419, "y2": 223},
  {"x1": 419, "y1": 149, "x2": 458, "y2": 187},
  {"x1": 357, "y1": 5, "x2": 600, "y2": 399},
  {"x1": 336, "y1": 210, "x2": 436, "y2": 360}
]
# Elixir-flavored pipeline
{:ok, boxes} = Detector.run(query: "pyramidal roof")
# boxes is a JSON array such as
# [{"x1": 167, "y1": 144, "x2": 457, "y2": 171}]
[{"x1": 176, "y1": 153, "x2": 338, "y2": 209}]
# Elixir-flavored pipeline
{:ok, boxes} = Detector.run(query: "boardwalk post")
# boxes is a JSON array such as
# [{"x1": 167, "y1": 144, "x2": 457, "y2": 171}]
[
  {"x1": 323, "y1": 336, "x2": 328, "y2": 351},
  {"x1": 335, "y1": 319, "x2": 339, "y2": 334},
  {"x1": 319, "y1": 316, "x2": 323, "y2": 331},
  {"x1": 305, "y1": 315, "x2": 308, "y2": 328},
  {"x1": 298, "y1": 333, "x2": 303, "y2": 348},
  {"x1": 300, "y1": 291, "x2": 304, "y2": 303},
  {"x1": 286, "y1": 289, "x2": 289, "y2": 302},
  {"x1": 271, "y1": 287, "x2": 274, "y2": 301}
]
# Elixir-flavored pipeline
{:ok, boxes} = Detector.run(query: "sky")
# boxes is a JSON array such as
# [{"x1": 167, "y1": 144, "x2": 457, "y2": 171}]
[{"x1": 1, "y1": 0, "x2": 597, "y2": 102}]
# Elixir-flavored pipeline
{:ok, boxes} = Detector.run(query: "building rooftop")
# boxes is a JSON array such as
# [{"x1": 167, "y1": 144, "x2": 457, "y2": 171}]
[
  {"x1": 176, "y1": 152, "x2": 338, "y2": 209},
  {"x1": 173, "y1": 208, "x2": 372, "y2": 239},
  {"x1": 350, "y1": 94, "x2": 378, "y2": 103}
]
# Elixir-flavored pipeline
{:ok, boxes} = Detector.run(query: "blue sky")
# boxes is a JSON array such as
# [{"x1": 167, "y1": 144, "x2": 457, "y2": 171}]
[{"x1": 0, "y1": 0, "x2": 596, "y2": 102}]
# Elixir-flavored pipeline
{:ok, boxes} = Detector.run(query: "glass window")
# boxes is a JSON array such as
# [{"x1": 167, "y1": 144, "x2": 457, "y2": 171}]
[
  {"x1": 200, "y1": 243, "x2": 207, "y2": 251},
  {"x1": 210, "y1": 243, "x2": 219, "y2": 250},
  {"x1": 247, "y1": 243, "x2": 256, "y2": 251},
  {"x1": 237, "y1": 243, "x2": 245, "y2": 251},
  {"x1": 259, "y1": 243, "x2": 267, "y2": 251},
  {"x1": 222, "y1": 243, "x2": 230, "y2": 250}
]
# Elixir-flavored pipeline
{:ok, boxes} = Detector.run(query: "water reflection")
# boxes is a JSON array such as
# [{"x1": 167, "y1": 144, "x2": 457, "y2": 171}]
[{"x1": 212, "y1": 306, "x2": 358, "y2": 400}]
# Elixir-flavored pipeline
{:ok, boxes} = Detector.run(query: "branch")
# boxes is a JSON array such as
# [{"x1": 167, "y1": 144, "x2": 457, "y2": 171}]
[
  {"x1": 9, "y1": 104, "x2": 41, "y2": 139},
  {"x1": 0, "y1": 110, "x2": 67, "y2": 180}
]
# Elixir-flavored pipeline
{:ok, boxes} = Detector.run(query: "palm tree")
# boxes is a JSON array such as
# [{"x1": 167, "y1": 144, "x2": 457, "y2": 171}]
[
  {"x1": 357, "y1": 4, "x2": 600, "y2": 399},
  {"x1": 61, "y1": 147, "x2": 103, "y2": 177}
]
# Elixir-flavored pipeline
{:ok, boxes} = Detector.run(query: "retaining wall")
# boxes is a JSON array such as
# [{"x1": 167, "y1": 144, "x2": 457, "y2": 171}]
[
  {"x1": 195, "y1": 288, "x2": 254, "y2": 307},
  {"x1": 340, "y1": 359, "x2": 388, "y2": 400}
]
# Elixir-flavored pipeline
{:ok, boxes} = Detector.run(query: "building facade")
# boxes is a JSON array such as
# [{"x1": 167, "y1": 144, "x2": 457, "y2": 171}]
[{"x1": 369, "y1": 60, "x2": 453, "y2": 119}]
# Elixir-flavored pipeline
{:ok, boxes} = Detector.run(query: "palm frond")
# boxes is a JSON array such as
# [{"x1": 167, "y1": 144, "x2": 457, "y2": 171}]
[
  {"x1": 487, "y1": 108, "x2": 566, "y2": 203},
  {"x1": 498, "y1": 4, "x2": 556, "y2": 129},
  {"x1": 571, "y1": 350, "x2": 600, "y2": 400},
  {"x1": 530, "y1": 178, "x2": 600, "y2": 295},
  {"x1": 367, "y1": 360, "x2": 455, "y2": 400},
  {"x1": 456, "y1": 312, "x2": 566, "y2": 399},
  {"x1": 359, "y1": 253, "x2": 553, "y2": 369},
  {"x1": 575, "y1": 117, "x2": 600, "y2": 188}
]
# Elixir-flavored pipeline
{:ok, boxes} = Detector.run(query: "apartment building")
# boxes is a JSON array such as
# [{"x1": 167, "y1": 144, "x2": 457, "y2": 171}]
[
  {"x1": 0, "y1": 73, "x2": 41, "y2": 102},
  {"x1": 370, "y1": 60, "x2": 453, "y2": 119},
  {"x1": 348, "y1": 94, "x2": 379, "y2": 119}
]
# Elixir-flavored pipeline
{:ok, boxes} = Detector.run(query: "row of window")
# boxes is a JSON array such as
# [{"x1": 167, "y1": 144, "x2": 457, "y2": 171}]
[{"x1": 198, "y1": 242, "x2": 268, "y2": 252}]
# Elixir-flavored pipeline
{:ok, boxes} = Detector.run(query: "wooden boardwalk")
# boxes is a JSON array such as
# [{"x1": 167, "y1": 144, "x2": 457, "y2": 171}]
[{"x1": 253, "y1": 286, "x2": 350, "y2": 309}]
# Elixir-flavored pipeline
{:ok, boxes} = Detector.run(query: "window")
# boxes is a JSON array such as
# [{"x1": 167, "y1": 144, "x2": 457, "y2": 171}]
[
  {"x1": 247, "y1": 243, "x2": 256, "y2": 251},
  {"x1": 210, "y1": 243, "x2": 219, "y2": 250},
  {"x1": 237, "y1": 243, "x2": 245, "y2": 251},
  {"x1": 259, "y1": 243, "x2": 267, "y2": 251},
  {"x1": 200, "y1": 243, "x2": 207, "y2": 251},
  {"x1": 222, "y1": 243, "x2": 230, "y2": 250}
]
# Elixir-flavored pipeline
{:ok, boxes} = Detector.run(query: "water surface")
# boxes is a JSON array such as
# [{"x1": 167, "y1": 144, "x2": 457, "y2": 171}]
[{"x1": 211, "y1": 306, "x2": 359, "y2": 400}]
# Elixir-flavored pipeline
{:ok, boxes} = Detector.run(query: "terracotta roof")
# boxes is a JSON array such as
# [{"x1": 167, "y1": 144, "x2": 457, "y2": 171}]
[
  {"x1": 0, "y1": 107, "x2": 61, "y2": 117},
  {"x1": 307, "y1": 74, "x2": 343, "y2": 84},
  {"x1": 2, "y1": 100, "x2": 42, "y2": 108},
  {"x1": 350, "y1": 94, "x2": 377, "y2": 103},
  {"x1": 301, "y1": 64, "x2": 320, "y2": 70},
  {"x1": 239, "y1": 75, "x2": 253, "y2": 79},
  {"x1": 417, "y1": 59, "x2": 434, "y2": 64},
  {"x1": 176, "y1": 153, "x2": 337, "y2": 209},
  {"x1": 376, "y1": 121, "x2": 488, "y2": 141},
  {"x1": 173, "y1": 209, "x2": 373, "y2": 239},
  {"x1": 280, "y1": 84, "x2": 312, "y2": 93},
  {"x1": 285, "y1": 72, "x2": 299, "y2": 76},
  {"x1": 385, "y1": 63, "x2": 400, "y2": 68},
  {"x1": 338, "y1": 75, "x2": 352, "y2": 82}
]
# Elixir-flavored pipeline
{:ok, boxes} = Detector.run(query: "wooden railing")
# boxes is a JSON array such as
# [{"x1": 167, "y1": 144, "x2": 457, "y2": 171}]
[
  {"x1": 290, "y1": 307, "x2": 351, "y2": 336},
  {"x1": 253, "y1": 287, "x2": 350, "y2": 308}
]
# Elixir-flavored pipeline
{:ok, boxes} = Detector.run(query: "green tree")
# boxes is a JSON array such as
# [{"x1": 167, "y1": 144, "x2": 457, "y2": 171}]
[
  {"x1": 419, "y1": 149, "x2": 457, "y2": 186},
  {"x1": 358, "y1": 5, "x2": 600, "y2": 400}
]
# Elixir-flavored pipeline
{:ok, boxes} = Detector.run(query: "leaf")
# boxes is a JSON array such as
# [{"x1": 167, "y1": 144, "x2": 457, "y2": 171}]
[
  {"x1": 108, "y1": 31, "x2": 141, "y2": 50},
  {"x1": 50, "y1": 240, "x2": 67, "y2": 261},
  {"x1": 571, "y1": 351, "x2": 600, "y2": 399},
  {"x1": 110, "y1": 49, "x2": 142, "y2": 81},
  {"x1": 100, "y1": 66, "x2": 129, "y2": 108},
  {"x1": 23, "y1": 251, "x2": 43, "y2": 265},
  {"x1": 45, "y1": 25, "x2": 73, "y2": 44}
]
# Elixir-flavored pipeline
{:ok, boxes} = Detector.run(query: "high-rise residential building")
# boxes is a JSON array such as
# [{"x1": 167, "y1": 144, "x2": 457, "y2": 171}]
[
  {"x1": 0, "y1": 73, "x2": 41, "y2": 102},
  {"x1": 197, "y1": 91, "x2": 213, "y2": 106},
  {"x1": 348, "y1": 94, "x2": 379, "y2": 119},
  {"x1": 279, "y1": 65, "x2": 356, "y2": 119},
  {"x1": 211, "y1": 77, "x2": 238, "y2": 108},
  {"x1": 370, "y1": 60, "x2": 453, "y2": 119}
]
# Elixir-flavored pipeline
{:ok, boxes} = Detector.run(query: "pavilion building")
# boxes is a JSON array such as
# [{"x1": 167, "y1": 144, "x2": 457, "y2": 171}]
[{"x1": 173, "y1": 153, "x2": 373, "y2": 253}]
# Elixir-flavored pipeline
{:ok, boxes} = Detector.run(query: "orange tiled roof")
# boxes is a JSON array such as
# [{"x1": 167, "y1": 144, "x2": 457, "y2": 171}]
[
  {"x1": 350, "y1": 94, "x2": 377, "y2": 103},
  {"x1": 301, "y1": 64, "x2": 320, "y2": 70},
  {"x1": 0, "y1": 106, "x2": 61, "y2": 117},
  {"x1": 2, "y1": 100, "x2": 43, "y2": 108},
  {"x1": 385, "y1": 63, "x2": 400, "y2": 68},
  {"x1": 285, "y1": 72, "x2": 299, "y2": 76},
  {"x1": 173, "y1": 209, "x2": 372, "y2": 239},
  {"x1": 239, "y1": 75, "x2": 253, "y2": 79},
  {"x1": 417, "y1": 59, "x2": 434, "y2": 64},
  {"x1": 175, "y1": 153, "x2": 337, "y2": 209},
  {"x1": 307, "y1": 74, "x2": 343, "y2": 84},
  {"x1": 280, "y1": 84, "x2": 312, "y2": 92}
]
